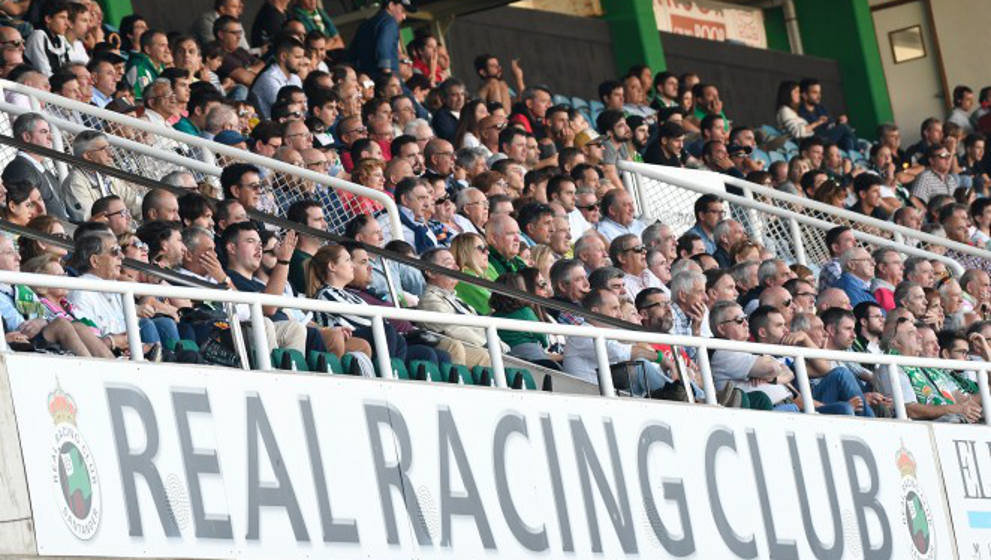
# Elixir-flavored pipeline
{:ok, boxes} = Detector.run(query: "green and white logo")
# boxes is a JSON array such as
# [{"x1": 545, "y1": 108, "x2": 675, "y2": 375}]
[
  {"x1": 48, "y1": 386, "x2": 101, "y2": 540},
  {"x1": 897, "y1": 442, "x2": 934, "y2": 560}
]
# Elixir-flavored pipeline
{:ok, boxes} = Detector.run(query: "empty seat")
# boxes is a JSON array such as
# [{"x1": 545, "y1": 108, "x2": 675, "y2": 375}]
[
  {"x1": 272, "y1": 348, "x2": 308, "y2": 372},
  {"x1": 409, "y1": 359, "x2": 444, "y2": 382},
  {"x1": 553, "y1": 94, "x2": 571, "y2": 107},
  {"x1": 308, "y1": 351, "x2": 343, "y2": 375}
]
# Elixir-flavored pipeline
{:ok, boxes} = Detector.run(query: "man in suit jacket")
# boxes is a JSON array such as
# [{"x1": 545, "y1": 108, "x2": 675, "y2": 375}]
[
  {"x1": 61, "y1": 130, "x2": 143, "y2": 222},
  {"x1": 3, "y1": 112, "x2": 69, "y2": 220}
]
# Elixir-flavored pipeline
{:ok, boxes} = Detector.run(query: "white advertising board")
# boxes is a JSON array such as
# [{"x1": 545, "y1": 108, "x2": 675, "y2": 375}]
[
  {"x1": 6, "y1": 354, "x2": 956, "y2": 559},
  {"x1": 932, "y1": 423, "x2": 991, "y2": 560},
  {"x1": 653, "y1": 0, "x2": 767, "y2": 49}
]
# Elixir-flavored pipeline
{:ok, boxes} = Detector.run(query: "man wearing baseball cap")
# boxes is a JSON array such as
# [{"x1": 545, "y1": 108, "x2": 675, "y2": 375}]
[{"x1": 348, "y1": 0, "x2": 416, "y2": 79}]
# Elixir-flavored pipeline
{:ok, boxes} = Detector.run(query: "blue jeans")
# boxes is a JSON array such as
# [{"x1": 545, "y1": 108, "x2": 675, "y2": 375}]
[
  {"x1": 138, "y1": 317, "x2": 180, "y2": 345},
  {"x1": 774, "y1": 402, "x2": 800, "y2": 412},
  {"x1": 817, "y1": 402, "x2": 856, "y2": 415},
  {"x1": 812, "y1": 366, "x2": 875, "y2": 417}
]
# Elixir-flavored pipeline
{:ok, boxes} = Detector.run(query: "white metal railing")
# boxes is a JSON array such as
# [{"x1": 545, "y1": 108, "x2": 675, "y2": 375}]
[
  {"x1": 0, "y1": 80, "x2": 403, "y2": 239},
  {"x1": 620, "y1": 162, "x2": 967, "y2": 276},
  {"x1": 2, "y1": 269, "x2": 988, "y2": 424},
  {"x1": 619, "y1": 162, "x2": 991, "y2": 270}
]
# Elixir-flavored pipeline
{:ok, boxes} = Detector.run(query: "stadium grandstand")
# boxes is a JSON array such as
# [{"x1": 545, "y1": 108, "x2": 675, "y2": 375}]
[{"x1": 0, "y1": 0, "x2": 989, "y2": 557}]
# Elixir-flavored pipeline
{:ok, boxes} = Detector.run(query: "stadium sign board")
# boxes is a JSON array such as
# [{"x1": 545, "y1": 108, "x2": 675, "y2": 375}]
[
  {"x1": 6, "y1": 354, "x2": 956, "y2": 558},
  {"x1": 932, "y1": 424, "x2": 991, "y2": 560}
]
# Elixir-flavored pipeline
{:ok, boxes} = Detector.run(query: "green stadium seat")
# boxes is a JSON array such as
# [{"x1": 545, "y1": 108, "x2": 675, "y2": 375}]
[
  {"x1": 173, "y1": 339, "x2": 199, "y2": 353},
  {"x1": 508, "y1": 368, "x2": 537, "y2": 390},
  {"x1": 409, "y1": 359, "x2": 444, "y2": 382},
  {"x1": 308, "y1": 351, "x2": 343, "y2": 375},
  {"x1": 442, "y1": 363, "x2": 474, "y2": 385},
  {"x1": 272, "y1": 348, "x2": 308, "y2": 372},
  {"x1": 472, "y1": 365, "x2": 493, "y2": 386},
  {"x1": 375, "y1": 357, "x2": 409, "y2": 379}
]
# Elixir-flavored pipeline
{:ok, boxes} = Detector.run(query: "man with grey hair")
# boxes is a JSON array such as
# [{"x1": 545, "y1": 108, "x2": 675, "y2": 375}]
[
  {"x1": 2, "y1": 112, "x2": 68, "y2": 219},
  {"x1": 670, "y1": 269, "x2": 709, "y2": 350},
  {"x1": 62, "y1": 130, "x2": 143, "y2": 222},
  {"x1": 835, "y1": 247, "x2": 878, "y2": 308},
  {"x1": 904, "y1": 256, "x2": 935, "y2": 289},
  {"x1": 574, "y1": 231, "x2": 609, "y2": 273},
  {"x1": 203, "y1": 103, "x2": 239, "y2": 140},
  {"x1": 454, "y1": 187, "x2": 487, "y2": 234},
  {"x1": 454, "y1": 147, "x2": 487, "y2": 186},
  {"x1": 742, "y1": 258, "x2": 793, "y2": 313},
  {"x1": 712, "y1": 218, "x2": 745, "y2": 268},
  {"x1": 730, "y1": 259, "x2": 759, "y2": 296},
  {"x1": 646, "y1": 248, "x2": 671, "y2": 294},
  {"x1": 871, "y1": 247, "x2": 902, "y2": 311},
  {"x1": 161, "y1": 170, "x2": 199, "y2": 190},
  {"x1": 404, "y1": 118, "x2": 434, "y2": 150},
  {"x1": 140, "y1": 79, "x2": 187, "y2": 156}
]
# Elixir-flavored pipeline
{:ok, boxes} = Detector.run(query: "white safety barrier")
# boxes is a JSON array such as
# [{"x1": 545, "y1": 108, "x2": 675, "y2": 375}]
[
  {"x1": 620, "y1": 162, "x2": 976, "y2": 276},
  {"x1": 0, "y1": 80, "x2": 403, "y2": 239}
]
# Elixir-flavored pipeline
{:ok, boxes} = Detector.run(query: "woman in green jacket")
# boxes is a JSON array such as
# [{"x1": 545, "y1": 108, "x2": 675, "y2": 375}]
[
  {"x1": 490, "y1": 269, "x2": 562, "y2": 370},
  {"x1": 451, "y1": 232, "x2": 492, "y2": 315}
]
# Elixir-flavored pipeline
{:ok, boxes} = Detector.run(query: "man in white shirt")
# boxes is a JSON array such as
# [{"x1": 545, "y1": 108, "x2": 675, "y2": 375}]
[
  {"x1": 610, "y1": 233, "x2": 659, "y2": 302},
  {"x1": 250, "y1": 36, "x2": 305, "y2": 119},
  {"x1": 596, "y1": 188, "x2": 646, "y2": 242}
]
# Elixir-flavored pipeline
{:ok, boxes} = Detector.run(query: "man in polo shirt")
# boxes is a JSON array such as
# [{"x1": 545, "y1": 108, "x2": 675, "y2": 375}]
[
  {"x1": 687, "y1": 193, "x2": 722, "y2": 254},
  {"x1": 251, "y1": 36, "x2": 305, "y2": 119},
  {"x1": 596, "y1": 188, "x2": 645, "y2": 242},
  {"x1": 124, "y1": 29, "x2": 169, "y2": 99},
  {"x1": 912, "y1": 144, "x2": 959, "y2": 206},
  {"x1": 213, "y1": 15, "x2": 265, "y2": 87},
  {"x1": 484, "y1": 213, "x2": 525, "y2": 279}
]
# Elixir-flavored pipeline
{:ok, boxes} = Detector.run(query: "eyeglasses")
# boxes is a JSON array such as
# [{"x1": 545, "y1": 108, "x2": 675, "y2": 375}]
[
  {"x1": 103, "y1": 245, "x2": 122, "y2": 258},
  {"x1": 239, "y1": 181, "x2": 262, "y2": 190},
  {"x1": 623, "y1": 245, "x2": 647, "y2": 254},
  {"x1": 577, "y1": 204, "x2": 599, "y2": 212},
  {"x1": 485, "y1": 122, "x2": 507, "y2": 131},
  {"x1": 0, "y1": 39, "x2": 24, "y2": 49},
  {"x1": 105, "y1": 207, "x2": 130, "y2": 218},
  {"x1": 287, "y1": 131, "x2": 313, "y2": 140},
  {"x1": 435, "y1": 195, "x2": 451, "y2": 205},
  {"x1": 465, "y1": 201, "x2": 489, "y2": 209},
  {"x1": 796, "y1": 291, "x2": 816, "y2": 298},
  {"x1": 87, "y1": 144, "x2": 111, "y2": 154},
  {"x1": 720, "y1": 315, "x2": 748, "y2": 325},
  {"x1": 475, "y1": 245, "x2": 489, "y2": 253},
  {"x1": 127, "y1": 240, "x2": 148, "y2": 251},
  {"x1": 306, "y1": 160, "x2": 328, "y2": 169},
  {"x1": 780, "y1": 298, "x2": 793, "y2": 307},
  {"x1": 50, "y1": 232, "x2": 70, "y2": 242}
]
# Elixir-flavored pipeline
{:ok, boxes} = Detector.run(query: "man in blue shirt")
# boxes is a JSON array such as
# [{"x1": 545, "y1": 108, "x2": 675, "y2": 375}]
[
  {"x1": 687, "y1": 193, "x2": 722, "y2": 255},
  {"x1": 348, "y1": 0, "x2": 416, "y2": 79},
  {"x1": 835, "y1": 247, "x2": 878, "y2": 308}
]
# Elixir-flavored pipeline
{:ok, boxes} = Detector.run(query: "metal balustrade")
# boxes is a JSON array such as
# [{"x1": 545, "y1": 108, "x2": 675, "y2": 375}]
[
  {"x1": 619, "y1": 162, "x2": 967, "y2": 275},
  {"x1": 2, "y1": 269, "x2": 987, "y2": 424}
]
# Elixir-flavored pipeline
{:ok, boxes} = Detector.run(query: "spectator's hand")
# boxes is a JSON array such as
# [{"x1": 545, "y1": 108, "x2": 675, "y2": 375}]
[
  {"x1": 334, "y1": 326, "x2": 352, "y2": 340},
  {"x1": 511, "y1": 58, "x2": 523, "y2": 82},
  {"x1": 780, "y1": 331, "x2": 813, "y2": 347},
  {"x1": 848, "y1": 395, "x2": 864, "y2": 412},
  {"x1": 276, "y1": 230, "x2": 297, "y2": 261},
  {"x1": 686, "y1": 301, "x2": 706, "y2": 335},
  {"x1": 5, "y1": 331, "x2": 29, "y2": 344},
  {"x1": 962, "y1": 399, "x2": 983, "y2": 423},
  {"x1": 136, "y1": 302, "x2": 156, "y2": 318},
  {"x1": 969, "y1": 333, "x2": 991, "y2": 360},
  {"x1": 864, "y1": 392, "x2": 890, "y2": 406},
  {"x1": 18, "y1": 318, "x2": 45, "y2": 338},
  {"x1": 816, "y1": 115, "x2": 829, "y2": 125},
  {"x1": 199, "y1": 251, "x2": 227, "y2": 284}
]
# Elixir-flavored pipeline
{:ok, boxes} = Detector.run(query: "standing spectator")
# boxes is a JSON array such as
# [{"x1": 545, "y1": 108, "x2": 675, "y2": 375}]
[
  {"x1": 250, "y1": 0, "x2": 290, "y2": 48},
  {"x1": 348, "y1": 0, "x2": 414, "y2": 79},
  {"x1": 24, "y1": 0, "x2": 71, "y2": 76},
  {"x1": 474, "y1": 54, "x2": 524, "y2": 113},
  {"x1": 510, "y1": 86, "x2": 552, "y2": 140},
  {"x1": 290, "y1": 0, "x2": 343, "y2": 47},
  {"x1": 251, "y1": 36, "x2": 305, "y2": 119},
  {"x1": 193, "y1": 0, "x2": 248, "y2": 48},
  {"x1": 3, "y1": 113, "x2": 68, "y2": 220}
]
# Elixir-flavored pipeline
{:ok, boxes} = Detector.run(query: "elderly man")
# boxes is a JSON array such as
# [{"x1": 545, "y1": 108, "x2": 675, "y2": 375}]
[
  {"x1": 741, "y1": 258, "x2": 794, "y2": 313},
  {"x1": 414, "y1": 248, "x2": 495, "y2": 369},
  {"x1": 453, "y1": 187, "x2": 487, "y2": 234},
  {"x1": 758, "y1": 285, "x2": 796, "y2": 326},
  {"x1": 961, "y1": 269, "x2": 991, "y2": 317},
  {"x1": 2, "y1": 112, "x2": 68, "y2": 220},
  {"x1": 61, "y1": 130, "x2": 143, "y2": 222},
  {"x1": 485, "y1": 213, "x2": 526, "y2": 279},
  {"x1": 816, "y1": 288, "x2": 852, "y2": 313},
  {"x1": 709, "y1": 300, "x2": 795, "y2": 412},
  {"x1": 90, "y1": 196, "x2": 133, "y2": 236},
  {"x1": 904, "y1": 256, "x2": 935, "y2": 289},
  {"x1": 610, "y1": 233, "x2": 658, "y2": 302},
  {"x1": 870, "y1": 248, "x2": 903, "y2": 311},
  {"x1": 670, "y1": 269, "x2": 708, "y2": 349},
  {"x1": 387, "y1": 177, "x2": 437, "y2": 253},
  {"x1": 835, "y1": 247, "x2": 878, "y2": 308},
  {"x1": 878, "y1": 318, "x2": 981, "y2": 422},
  {"x1": 562, "y1": 288, "x2": 669, "y2": 393},
  {"x1": 712, "y1": 218, "x2": 745, "y2": 268},
  {"x1": 547, "y1": 258, "x2": 589, "y2": 325},
  {"x1": 596, "y1": 188, "x2": 646, "y2": 242},
  {"x1": 574, "y1": 231, "x2": 609, "y2": 273}
]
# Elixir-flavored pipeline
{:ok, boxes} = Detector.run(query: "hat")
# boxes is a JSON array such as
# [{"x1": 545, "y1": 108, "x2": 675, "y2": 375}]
[
  {"x1": 575, "y1": 129, "x2": 603, "y2": 149},
  {"x1": 105, "y1": 97, "x2": 138, "y2": 114},
  {"x1": 392, "y1": 0, "x2": 417, "y2": 12},
  {"x1": 727, "y1": 143, "x2": 752, "y2": 156},
  {"x1": 214, "y1": 130, "x2": 249, "y2": 146}
]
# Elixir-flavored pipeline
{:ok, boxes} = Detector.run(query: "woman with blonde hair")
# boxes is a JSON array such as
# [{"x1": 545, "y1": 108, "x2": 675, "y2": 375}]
[
  {"x1": 450, "y1": 232, "x2": 491, "y2": 314},
  {"x1": 530, "y1": 244, "x2": 557, "y2": 285}
]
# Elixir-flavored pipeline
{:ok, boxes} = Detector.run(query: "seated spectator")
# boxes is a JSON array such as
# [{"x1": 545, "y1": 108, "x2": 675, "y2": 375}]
[
  {"x1": 62, "y1": 130, "x2": 143, "y2": 223},
  {"x1": 67, "y1": 229, "x2": 179, "y2": 356},
  {"x1": 562, "y1": 288, "x2": 668, "y2": 393},
  {"x1": 816, "y1": 287, "x2": 852, "y2": 313},
  {"x1": 491, "y1": 270, "x2": 561, "y2": 368},
  {"x1": 213, "y1": 15, "x2": 265, "y2": 88},
  {"x1": 670, "y1": 269, "x2": 708, "y2": 345},
  {"x1": 705, "y1": 269, "x2": 737, "y2": 304},
  {"x1": 24, "y1": 1, "x2": 71, "y2": 77},
  {"x1": 450, "y1": 232, "x2": 491, "y2": 315},
  {"x1": 518, "y1": 202, "x2": 554, "y2": 248},
  {"x1": 712, "y1": 218, "x2": 745, "y2": 268},
  {"x1": 285, "y1": 199, "x2": 326, "y2": 294},
  {"x1": 4, "y1": 113, "x2": 69, "y2": 220},
  {"x1": 871, "y1": 248, "x2": 903, "y2": 312},
  {"x1": 818, "y1": 225, "x2": 857, "y2": 291},
  {"x1": 911, "y1": 144, "x2": 958, "y2": 206},
  {"x1": 414, "y1": 247, "x2": 494, "y2": 368},
  {"x1": 1, "y1": 180, "x2": 45, "y2": 226},
  {"x1": 596, "y1": 188, "x2": 645, "y2": 242},
  {"x1": 852, "y1": 300, "x2": 885, "y2": 357},
  {"x1": 849, "y1": 172, "x2": 890, "y2": 220},
  {"x1": 546, "y1": 258, "x2": 589, "y2": 326},
  {"x1": 797, "y1": 78, "x2": 856, "y2": 151},
  {"x1": 484, "y1": 213, "x2": 525, "y2": 279},
  {"x1": 687, "y1": 194, "x2": 722, "y2": 254},
  {"x1": 708, "y1": 300, "x2": 791, "y2": 411},
  {"x1": 251, "y1": 36, "x2": 304, "y2": 119},
  {"x1": 878, "y1": 317, "x2": 982, "y2": 422},
  {"x1": 835, "y1": 247, "x2": 878, "y2": 308},
  {"x1": 609, "y1": 233, "x2": 657, "y2": 302}
]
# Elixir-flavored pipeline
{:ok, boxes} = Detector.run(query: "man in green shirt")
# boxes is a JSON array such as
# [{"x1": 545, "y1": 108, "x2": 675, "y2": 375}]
[
  {"x1": 124, "y1": 29, "x2": 169, "y2": 100},
  {"x1": 174, "y1": 88, "x2": 224, "y2": 137},
  {"x1": 484, "y1": 213, "x2": 526, "y2": 280},
  {"x1": 286, "y1": 199, "x2": 326, "y2": 295}
]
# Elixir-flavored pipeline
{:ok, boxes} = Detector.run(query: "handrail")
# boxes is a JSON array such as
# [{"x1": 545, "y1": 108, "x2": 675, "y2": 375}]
[
  {"x1": 618, "y1": 162, "x2": 966, "y2": 276},
  {"x1": 0, "y1": 80, "x2": 404, "y2": 240},
  {"x1": 622, "y1": 160, "x2": 991, "y2": 263},
  {"x1": 2, "y1": 269, "x2": 988, "y2": 422}
]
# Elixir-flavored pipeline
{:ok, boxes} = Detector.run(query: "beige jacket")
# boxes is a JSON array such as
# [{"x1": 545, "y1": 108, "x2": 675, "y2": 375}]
[
  {"x1": 61, "y1": 168, "x2": 143, "y2": 222},
  {"x1": 416, "y1": 283, "x2": 496, "y2": 349}
]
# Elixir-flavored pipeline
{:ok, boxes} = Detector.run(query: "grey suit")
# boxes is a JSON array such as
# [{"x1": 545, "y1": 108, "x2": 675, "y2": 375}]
[{"x1": 2, "y1": 154, "x2": 69, "y2": 220}]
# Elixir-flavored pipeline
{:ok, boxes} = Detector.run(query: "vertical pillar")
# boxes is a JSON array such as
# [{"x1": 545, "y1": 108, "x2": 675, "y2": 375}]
[
  {"x1": 793, "y1": 0, "x2": 894, "y2": 140},
  {"x1": 763, "y1": 7, "x2": 791, "y2": 53},
  {"x1": 99, "y1": 0, "x2": 133, "y2": 29},
  {"x1": 601, "y1": 0, "x2": 666, "y2": 75}
]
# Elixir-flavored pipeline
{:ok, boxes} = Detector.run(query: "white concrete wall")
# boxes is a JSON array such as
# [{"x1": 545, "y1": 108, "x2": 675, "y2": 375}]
[{"x1": 928, "y1": 0, "x2": 991, "y2": 94}]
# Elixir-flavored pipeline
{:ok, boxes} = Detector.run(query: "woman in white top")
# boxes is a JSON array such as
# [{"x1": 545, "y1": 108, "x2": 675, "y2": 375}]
[
  {"x1": 775, "y1": 80, "x2": 828, "y2": 139},
  {"x1": 65, "y1": 3, "x2": 91, "y2": 64},
  {"x1": 454, "y1": 99, "x2": 489, "y2": 150}
]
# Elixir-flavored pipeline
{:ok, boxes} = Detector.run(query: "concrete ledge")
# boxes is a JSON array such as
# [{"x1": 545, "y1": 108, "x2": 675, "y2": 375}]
[{"x1": 0, "y1": 360, "x2": 35, "y2": 556}]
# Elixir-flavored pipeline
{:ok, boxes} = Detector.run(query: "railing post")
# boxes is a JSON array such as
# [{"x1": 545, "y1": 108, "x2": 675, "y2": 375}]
[
  {"x1": 371, "y1": 315, "x2": 394, "y2": 379},
  {"x1": 0, "y1": 309, "x2": 9, "y2": 353},
  {"x1": 788, "y1": 216, "x2": 808, "y2": 266},
  {"x1": 486, "y1": 324, "x2": 508, "y2": 388},
  {"x1": 623, "y1": 171, "x2": 647, "y2": 218},
  {"x1": 979, "y1": 368, "x2": 991, "y2": 427},
  {"x1": 793, "y1": 356, "x2": 816, "y2": 414},
  {"x1": 887, "y1": 363, "x2": 907, "y2": 420},
  {"x1": 739, "y1": 185, "x2": 766, "y2": 248},
  {"x1": 250, "y1": 302, "x2": 271, "y2": 371},
  {"x1": 121, "y1": 291, "x2": 144, "y2": 362},
  {"x1": 673, "y1": 350, "x2": 695, "y2": 404},
  {"x1": 380, "y1": 257, "x2": 402, "y2": 309},
  {"x1": 594, "y1": 335, "x2": 616, "y2": 397},
  {"x1": 893, "y1": 231, "x2": 905, "y2": 245},
  {"x1": 695, "y1": 345, "x2": 717, "y2": 405}
]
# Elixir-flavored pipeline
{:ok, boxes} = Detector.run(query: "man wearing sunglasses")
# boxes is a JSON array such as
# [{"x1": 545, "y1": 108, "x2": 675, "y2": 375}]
[
  {"x1": 910, "y1": 143, "x2": 959, "y2": 207},
  {"x1": 611, "y1": 234, "x2": 660, "y2": 303},
  {"x1": 62, "y1": 130, "x2": 142, "y2": 223}
]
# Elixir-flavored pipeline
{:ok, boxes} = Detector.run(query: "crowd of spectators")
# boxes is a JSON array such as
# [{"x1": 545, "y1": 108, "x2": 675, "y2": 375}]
[{"x1": 0, "y1": 0, "x2": 988, "y2": 421}]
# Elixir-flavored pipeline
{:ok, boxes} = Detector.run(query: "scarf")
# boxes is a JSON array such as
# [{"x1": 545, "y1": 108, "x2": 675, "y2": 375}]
[{"x1": 400, "y1": 210, "x2": 437, "y2": 254}]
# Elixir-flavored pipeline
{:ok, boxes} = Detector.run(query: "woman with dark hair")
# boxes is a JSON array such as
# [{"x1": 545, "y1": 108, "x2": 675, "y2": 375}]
[
  {"x1": 489, "y1": 269, "x2": 561, "y2": 369},
  {"x1": 453, "y1": 98, "x2": 489, "y2": 150},
  {"x1": 19, "y1": 214, "x2": 68, "y2": 262},
  {"x1": 2, "y1": 180, "x2": 44, "y2": 226},
  {"x1": 118, "y1": 14, "x2": 148, "y2": 54},
  {"x1": 776, "y1": 80, "x2": 822, "y2": 140}
]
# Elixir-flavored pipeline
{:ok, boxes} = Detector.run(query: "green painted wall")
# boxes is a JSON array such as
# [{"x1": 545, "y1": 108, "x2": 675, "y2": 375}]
[
  {"x1": 794, "y1": 0, "x2": 893, "y2": 140},
  {"x1": 601, "y1": 0, "x2": 667, "y2": 76},
  {"x1": 99, "y1": 0, "x2": 133, "y2": 28},
  {"x1": 763, "y1": 7, "x2": 790, "y2": 53}
]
